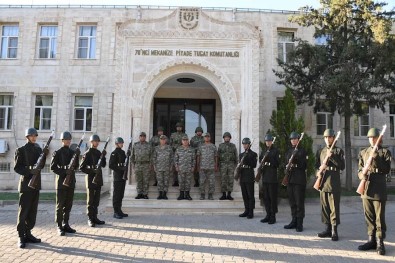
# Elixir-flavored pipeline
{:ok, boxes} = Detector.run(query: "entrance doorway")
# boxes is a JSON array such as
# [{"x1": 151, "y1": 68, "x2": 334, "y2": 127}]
[{"x1": 153, "y1": 98, "x2": 216, "y2": 143}]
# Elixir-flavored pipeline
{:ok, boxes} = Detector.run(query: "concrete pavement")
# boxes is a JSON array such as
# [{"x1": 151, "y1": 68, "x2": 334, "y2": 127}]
[{"x1": 0, "y1": 197, "x2": 394, "y2": 262}]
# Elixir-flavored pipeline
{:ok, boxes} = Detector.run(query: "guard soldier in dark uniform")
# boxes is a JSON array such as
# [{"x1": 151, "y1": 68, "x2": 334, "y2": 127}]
[
  {"x1": 237, "y1": 138, "x2": 257, "y2": 219},
  {"x1": 14, "y1": 128, "x2": 48, "y2": 248},
  {"x1": 315, "y1": 129, "x2": 345, "y2": 241},
  {"x1": 109, "y1": 137, "x2": 129, "y2": 219},
  {"x1": 80, "y1": 134, "x2": 107, "y2": 227},
  {"x1": 50, "y1": 131, "x2": 80, "y2": 236},
  {"x1": 257, "y1": 134, "x2": 280, "y2": 224},
  {"x1": 357, "y1": 127, "x2": 391, "y2": 256},
  {"x1": 284, "y1": 132, "x2": 307, "y2": 232}
]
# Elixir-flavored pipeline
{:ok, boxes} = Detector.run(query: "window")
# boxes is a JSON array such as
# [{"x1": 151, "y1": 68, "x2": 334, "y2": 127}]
[
  {"x1": 354, "y1": 103, "x2": 370, "y2": 136},
  {"x1": 77, "y1": 25, "x2": 96, "y2": 59},
  {"x1": 1, "y1": 25, "x2": 19, "y2": 59},
  {"x1": 73, "y1": 96, "x2": 92, "y2": 131},
  {"x1": 390, "y1": 104, "x2": 395, "y2": 137},
  {"x1": 0, "y1": 95, "x2": 13, "y2": 130},
  {"x1": 316, "y1": 100, "x2": 333, "y2": 135},
  {"x1": 278, "y1": 31, "x2": 295, "y2": 63},
  {"x1": 0, "y1": 162, "x2": 11, "y2": 172},
  {"x1": 34, "y1": 95, "x2": 53, "y2": 130},
  {"x1": 39, "y1": 25, "x2": 57, "y2": 59}
]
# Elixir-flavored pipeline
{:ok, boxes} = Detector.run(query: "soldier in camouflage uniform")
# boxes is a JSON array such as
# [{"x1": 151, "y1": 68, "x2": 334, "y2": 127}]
[
  {"x1": 357, "y1": 127, "x2": 391, "y2": 256},
  {"x1": 131, "y1": 132, "x2": 151, "y2": 199},
  {"x1": 190, "y1": 127, "x2": 204, "y2": 187},
  {"x1": 175, "y1": 135, "x2": 195, "y2": 200},
  {"x1": 153, "y1": 135, "x2": 174, "y2": 200},
  {"x1": 170, "y1": 122, "x2": 187, "y2": 186},
  {"x1": 218, "y1": 132, "x2": 238, "y2": 200},
  {"x1": 150, "y1": 126, "x2": 165, "y2": 186},
  {"x1": 197, "y1": 133, "x2": 218, "y2": 200}
]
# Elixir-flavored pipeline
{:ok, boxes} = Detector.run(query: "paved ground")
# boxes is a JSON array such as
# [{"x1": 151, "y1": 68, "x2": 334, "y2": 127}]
[{"x1": 0, "y1": 197, "x2": 394, "y2": 263}]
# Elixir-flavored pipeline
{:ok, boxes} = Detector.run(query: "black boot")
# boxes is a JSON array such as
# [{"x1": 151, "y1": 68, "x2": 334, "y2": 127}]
[
  {"x1": 57, "y1": 225, "x2": 65, "y2": 236},
  {"x1": 26, "y1": 230, "x2": 41, "y2": 243},
  {"x1": 94, "y1": 217, "x2": 105, "y2": 225},
  {"x1": 135, "y1": 193, "x2": 143, "y2": 199},
  {"x1": 143, "y1": 194, "x2": 149, "y2": 199},
  {"x1": 88, "y1": 217, "x2": 95, "y2": 227},
  {"x1": 247, "y1": 209, "x2": 254, "y2": 219},
  {"x1": 296, "y1": 218, "x2": 303, "y2": 232},
  {"x1": 377, "y1": 238, "x2": 385, "y2": 255},
  {"x1": 177, "y1": 191, "x2": 185, "y2": 200},
  {"x1": 239, "y1": 210, "x2": 248, "y2": 217},
  {"x1": 200, "y1": 194, "x2": 205, "y2": 200},
  {"x1": 120, "y1": 210, "x2": 128, "y2": 217},
  {"x1": 317, "y1": 224, "x2": 332, "y2": 238},
  {"x1": 208, "y1": 193, "x2": 214, "y2": 200},
  {"x1": 185, "y1": 191, "x2": 193, "y2": 200},
  {"x1": 63, "y1": 223, "x2": 76, "y2": 233},
  {"x1": 268, "y1": 214, "x2": 276, "y2": 224},
  {"x1": 358, "y1": 236, "x2": 377, "y2": 251},
  {"x1": 162, "y1": 191, "x2": 168, "y2": 200},
  {"x1": 260, "y1": 214, "x2": 270, "y2": 223},
  {"x1": 113, "y1": 212, "x2": 123, "y2": 219},
  {"x1": 219, "y1": 192, "x2": 227, "y2": 200},
  {"x1": 284, "y1": 217, "x2": 297, "y2": 229},
  {"x1": 227, "y1": 191, "x2": 234, "y2": 200},
  {"x1": 157, "y1": 191, "x2": 163, "y2": 200},
  {"x1": 18, "y1": 232, "x2": 26, "y2": 248},
  {"x1": 331, "y1": 225, "x2": 338, "y2": 241}
]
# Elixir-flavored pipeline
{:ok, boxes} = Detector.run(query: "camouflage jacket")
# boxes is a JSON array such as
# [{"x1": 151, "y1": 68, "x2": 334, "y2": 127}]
[
  {"x1": 218, "y1": 142, "x2": 238, "y2": 165},
  {"x1": 131, "y1": 142, "x2": 151, "y2": 164},
  {"x1": 175, "y1": 145, "x2": 195, "y2": 172},
  {"x1": 197, "y1": 143, "x2": 217, "y2": 170},
  {"x1": 153, "y1": 145, "x2": 174, "y2": 172},
  {"x1": 170, "y1": 132, "x2": 187, "y2": 151}
]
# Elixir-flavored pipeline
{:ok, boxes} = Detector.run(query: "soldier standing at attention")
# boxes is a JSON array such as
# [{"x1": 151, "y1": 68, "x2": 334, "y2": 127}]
[
  {"x1": 257, "y1": 134, "x2": 280, "y2": 224},
  {"x1": 80, "y1": 134, "x2": 107, "y2": 227},
  {"x1": 170, "y1": 122, "x2": 186, "y2": 186},
  {"x1": 197, "y1": 133, "x2": 218, "y2": 200},
  {"x1": 175, "y1": 135, "x2": 195, "y2": 200},
  {"x1": 218, "y1": 132, "x2": 238, "y2": 200},
  {"x1": 150, "y1": 126, "x2": 165, "y2": 186},
  {"x1": 109, "y1": 137, "x2": 129, "y2": 219},
  {"x1": 237, "y1": 138, "x2": 257, "y2": 219},
  {"x1": 14, "y1": 128, "x2": 48, "y2": 248},
  {"x1": 190, "y1": 127, "x2": 204, "y2": 187},
  {"x1": 357, "y1": 128, "x2": 391, "y2": 256},
  {"x1": 284, "y1": 132, "x2": 307, "y2": 232},
  {"x1": 315, "y1": 129, "x2": 345, "y2": 241},
  {"x1": 153, "y1": 135, "x2": 174, "y2": 200},
  {"x1": 50, "y1": 131, "x2": 80, "y2": 236},
  {"x1": 131, "y1": 132, "x2": 151, "y2": 199}
]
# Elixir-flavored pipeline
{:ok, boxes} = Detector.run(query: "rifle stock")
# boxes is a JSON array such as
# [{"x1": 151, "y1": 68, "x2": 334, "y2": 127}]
[
  {"x1": 122, "y1": 137, "x2": 133, "y2": 181},
  {"x1": 92, "y1": 136, "x2": 110, "y2": 185},
  {"x1": 63, "y1": 133, "x2": 85, "y2": 187},
  {"x1": 282, "y1": 132, "x2": 304, "y2": 186},
  {"x1": 28, "y1": 130, "x2": 55, "y2": 190},
  {"x1": 234, "y1": 139, "x2": 254, "y2": 180},
  {"x1": 255, "y1": 137, "x2": 276, "y2": 182}
]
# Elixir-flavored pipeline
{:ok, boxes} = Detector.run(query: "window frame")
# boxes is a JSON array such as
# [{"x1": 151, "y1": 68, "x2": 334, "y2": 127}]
[
  {"x1": 0, "y1": 94, "x2": 13, "y2": 130},
  {"x1": 1, "y1": 24, "x2": 19, "y2": 59},
  {"x1": 77, "y1": 25, "x2": 96, "y2": 59},
  {"x1": 38, "y1": 25, "x2": 58, "y2": 59},
  {"x1": 353, "y1": 103, "x2": 370, "y2": 137},
  {"x1": 73, "y1": 95, "x2": 93, "y2": 132},
  {"x1": 277, "y1": 31, "x2": 295, "y2": 63},
  {"x1": 315, "y1": 100, "x2": 334, "y2": 136},
  {"x1": 34, "y1": 94, "x2": 53, "y2": 131}
]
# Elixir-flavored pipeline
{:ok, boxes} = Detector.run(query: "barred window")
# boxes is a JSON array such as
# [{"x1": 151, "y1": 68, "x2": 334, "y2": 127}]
[{"x1": 0, "y1": 162, "x2": 11, "y2": 172}]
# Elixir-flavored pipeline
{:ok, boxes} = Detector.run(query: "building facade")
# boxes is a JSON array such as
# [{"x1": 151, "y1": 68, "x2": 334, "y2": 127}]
[{"x1": 0, "y1": 5, "x2": 393, "y2": 192}]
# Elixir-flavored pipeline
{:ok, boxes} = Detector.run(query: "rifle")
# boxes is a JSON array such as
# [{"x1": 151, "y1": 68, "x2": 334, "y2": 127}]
[
  {"x1": 63, "y1": 133, "x2": 85, "y2": 187},
  {"x1": 92, "y1": 136, "x2": 110, "y2": 185},
  {"x1": 28, "y1": 130, "x2": 55, "y2": 190},
  {"x1": 356, "y1": 124, "x2": 387, "y2": 195},
  {"x1": 313, "y1": 131, "x2": 341, "y2": 191},
  {"x1": 255, "y1": 137, "x2": 276, "y2": 182},
  {"x1": 122, "y1": 137, "x2": 133, "y2": 181},
  {"x1": 234, "y1": 139, "x2": 255, "y2": 180},
  {"x1": 282, "y1": 132, "x2": 304, "y2": 186}
]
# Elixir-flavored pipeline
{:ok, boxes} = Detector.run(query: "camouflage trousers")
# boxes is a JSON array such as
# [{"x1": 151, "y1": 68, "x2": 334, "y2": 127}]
[
  {"x1": 219, "y1": 162, "x2": 235, "y2": 192},
  {"x1": 135, "y1": 163, "x2": 150, "y2": 195},
  {"x1": 156, "y1": 170, "x2": 170, "y2": 192},
  {"x1": 199, "y1": 169, "x2": 215, "y2": 195},
  {"x1": 178, "y1": 170, "x2": 193, "y2": 191}
]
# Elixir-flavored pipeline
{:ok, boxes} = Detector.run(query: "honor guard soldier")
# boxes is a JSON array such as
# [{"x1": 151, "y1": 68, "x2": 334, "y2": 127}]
[
  {"x1": 218, "y1": 132, "x2": 238, "y2": 200},
  {"x1": 80, "y1": 134, "x2": 107, "y2": 227},
  {"x1": 170, "y1": 122, "x2": 187, "y2": 186},
  {"x1": 257, "y1": 134, "x2": 280, "y2": 224},
  {"x1": 357, "y1": 128, "x2": 391, "y2": 255},
  {"x1": 50, "y1": 131, "x2": 80, "y2": 236},
  {"x1": 284, "y1": 132, "x2": 307, "y2": 232},
  {"x1": 153, "y1": 135, "x2": 174, "y2": 200},
  {"x1": 190, "y1": 127, "x2": 205, "y2": 187},
  {"x1": 150, "y1": 126, "x2": 165, "y2": 186},
  {"x1": 131, "y1": 132, "x2": 152, "y2": 199},
  {"x1": 175, "y1": 135, "x2": 195, "y2": 200},
  {"x1": 315, "y1": 129, "x2": 345, "y2": 241},
  {"x1": 237, "y1": 138, "x2": 257, "y2": 219},
  {"x1": 197, "y1": 133, "x2": 218, "y2": 200},
  {"x1": 14, "y1": 128, "x2": 48, "y2": 248},
  {"x1": 109, "y1": 137, "x2": 128, "y2": 219}
]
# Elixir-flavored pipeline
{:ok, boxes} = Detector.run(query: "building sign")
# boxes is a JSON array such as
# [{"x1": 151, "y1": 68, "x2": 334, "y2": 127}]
[
  {"x1": 134, "y1": 48, "x2": 239, "y2": 58},
  {"x1": 179, "y1": 8, "x2": 199, "y2": 30}
]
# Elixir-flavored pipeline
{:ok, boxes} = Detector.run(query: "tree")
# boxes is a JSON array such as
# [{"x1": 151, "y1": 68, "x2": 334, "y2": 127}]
[
  {"x1": 266, "y1": 88, "x2": 315, "y2": 196},
  {"x1": 273, "y1": 0, "x2": 395, "y2": 190}
]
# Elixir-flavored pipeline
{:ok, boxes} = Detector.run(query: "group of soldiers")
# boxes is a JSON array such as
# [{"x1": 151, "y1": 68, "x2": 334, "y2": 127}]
[{"x1": 14, "y1": 125, "x2": 391, "y2": 256}]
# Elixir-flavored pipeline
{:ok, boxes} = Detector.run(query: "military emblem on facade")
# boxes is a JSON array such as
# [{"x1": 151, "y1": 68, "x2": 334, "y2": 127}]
[{"x1": 179, "y1": 8, "x2": 199, "y2": 30}]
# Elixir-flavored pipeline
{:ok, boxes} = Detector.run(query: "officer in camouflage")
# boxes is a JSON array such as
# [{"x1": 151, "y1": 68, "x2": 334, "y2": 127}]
[
  {"x1": 150, "y1": 126, "x2": 165, "y2": 186},
  {"x1": 131, "y1": 132, "x2": 152, "y2": 199},
  {"x1": 175, "y1": 135, "x2": 195, "y2": 200},
  {"x1": 153, "y1": 135, "x2": 174, "y2": 200},
  {"x1": 51, "y1": 131, "x2": 80, "y2": 236},
  {"x1": 315, "y1": 129, "x2": 345, "y2": 241},
  {"x1": 357, "y1": 127, "x2": 391, "y2": 256},
  {"x1": 218, "y1": 132, "x2": 238, "y2": 200},
  {"x1": 197, "y1": 133, "x2": 218, "y2": 200},
  {"x1": 190, "y1": 127, "x2": 205, "y2": 187},
  {"x1": 170, "y1": 122, "x2": 187, "y2": 186}
]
